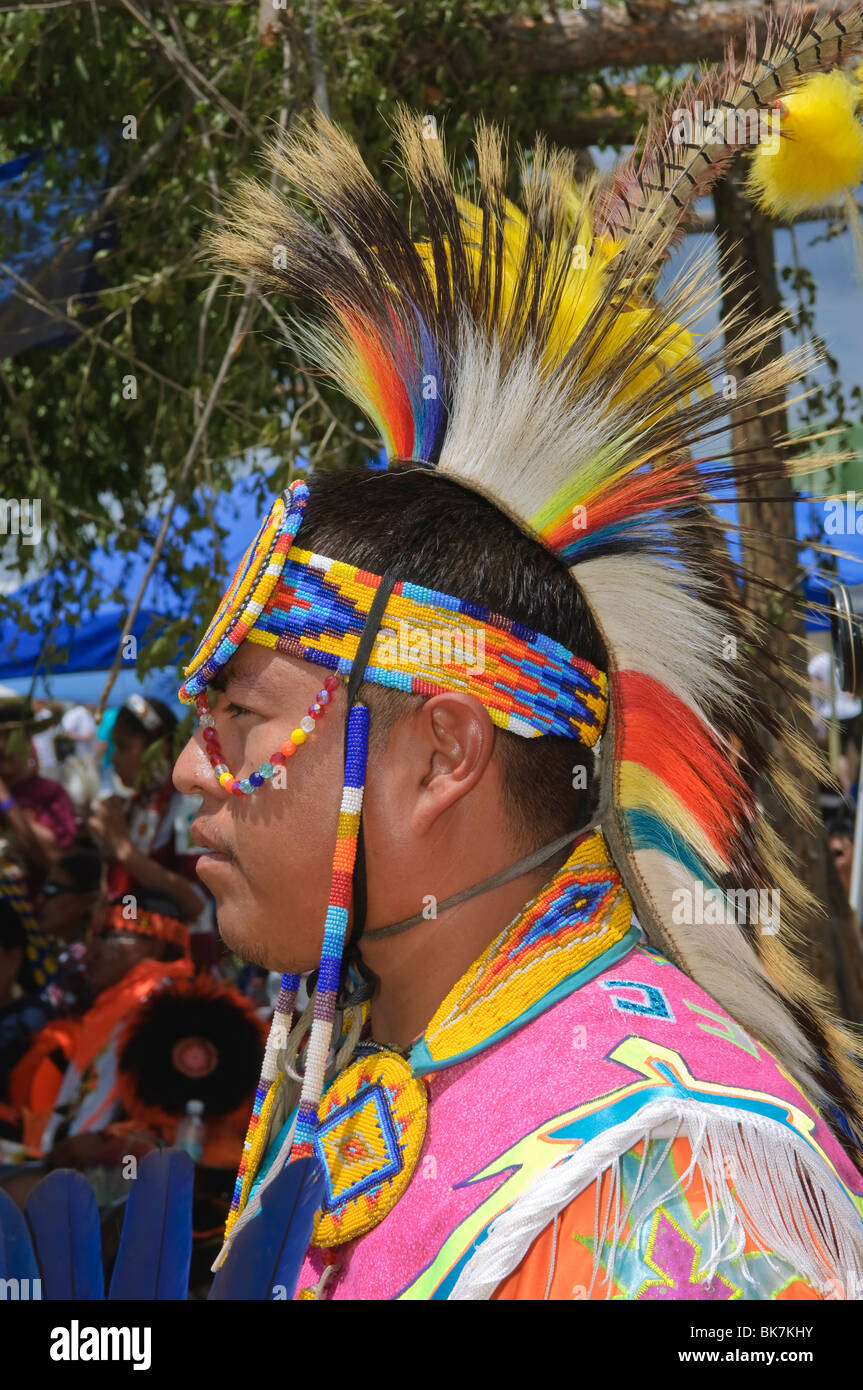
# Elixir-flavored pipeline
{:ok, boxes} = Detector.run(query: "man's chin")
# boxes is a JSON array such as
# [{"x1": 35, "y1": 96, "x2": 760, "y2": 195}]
[
  {"x1": 214, "y1": 906, "x2": 308, "y2": 975},
  {"x1": 215, "y1": 912, "x2": 273, "y2": 969}
]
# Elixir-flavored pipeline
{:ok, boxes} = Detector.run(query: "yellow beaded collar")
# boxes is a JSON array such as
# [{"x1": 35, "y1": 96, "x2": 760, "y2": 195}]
[{"x1": 410, "y1": 829, "x2": 637, "y2": 1074}]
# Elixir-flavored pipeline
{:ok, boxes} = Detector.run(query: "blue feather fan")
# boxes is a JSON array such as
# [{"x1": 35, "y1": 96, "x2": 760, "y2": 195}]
[
  {"x1": 25, "y1": 1169, "x2": 105, "y2": 1299},
  {"x1": 208, "y1": 1155, "x2": 325, "y2": 1301}
]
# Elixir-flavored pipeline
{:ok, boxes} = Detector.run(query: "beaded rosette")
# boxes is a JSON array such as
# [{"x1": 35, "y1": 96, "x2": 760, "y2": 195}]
[{"x1": 311, "y1": 1050, "x2": 428, "y2": 1247}]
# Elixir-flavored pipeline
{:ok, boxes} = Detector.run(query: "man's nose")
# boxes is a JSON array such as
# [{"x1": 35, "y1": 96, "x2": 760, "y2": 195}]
[{"x1": 173, "y1": 730, "x2": 226, "y2": 799}]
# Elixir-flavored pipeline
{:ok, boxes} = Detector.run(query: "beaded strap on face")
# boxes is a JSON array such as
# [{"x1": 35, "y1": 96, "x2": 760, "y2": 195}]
[
  {"x1": 180, "y1": 481, "x2": 608, "y2": 746},
  {"x1": 193, "y1": 677, "x2": 340, "y2": 797}
]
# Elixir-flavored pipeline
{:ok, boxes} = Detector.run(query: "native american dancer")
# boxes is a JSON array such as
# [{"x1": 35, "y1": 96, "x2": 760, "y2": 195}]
[
  {"x1": 168, "y1": 5, "x2": 863, "y2": 1302},
  {"x1": 10, "y1": 4, "x2": 863, "y2": 1302}
]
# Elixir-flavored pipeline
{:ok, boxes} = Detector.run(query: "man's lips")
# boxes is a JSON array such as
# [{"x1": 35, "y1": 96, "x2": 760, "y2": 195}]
[{"x1": 190, "y1": 820, "x2": 235, "y2": 863}]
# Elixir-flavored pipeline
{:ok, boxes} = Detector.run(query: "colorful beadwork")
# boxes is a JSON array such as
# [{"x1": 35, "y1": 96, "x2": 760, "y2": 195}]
[
  {"x1": 224, "y1": 702, "x2": 373, "y2": 1245},
  {"x1": 180, "y1": 481, "x2": 608, "y2": 745},
  {"x1": 291, "y1": 702, "x2": 370, "y2": 1162},
  {"x1": 417, "y1": 830, "x2": 634, "y2": 1068},
  {"x1": 193, "y1": 675, "x2": 339, "y2": 799},
  {"x1": 225, "y1": 975, "x2": 300, "y2": 1239},
  {"x1": 180, "y1": 482, "x2": 310, "y2": 699},
  {"x1": 311, "y1": 1049, "x2": 428, "y2": 1248}
]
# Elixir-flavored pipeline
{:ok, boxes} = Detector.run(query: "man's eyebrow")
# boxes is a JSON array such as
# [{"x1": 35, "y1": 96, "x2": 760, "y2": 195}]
[{"x1": 212, "y1": 662, "x2": 267, "y2": 699}]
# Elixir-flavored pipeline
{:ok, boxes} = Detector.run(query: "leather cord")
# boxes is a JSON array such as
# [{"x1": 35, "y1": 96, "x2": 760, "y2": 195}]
[{"x1": 361, "y1": 813, "x2": 602, "y2": 942}]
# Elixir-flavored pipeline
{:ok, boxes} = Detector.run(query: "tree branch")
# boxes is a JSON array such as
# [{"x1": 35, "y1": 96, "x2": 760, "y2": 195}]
[
  {"x1": 491, "y1": 1, "x2": 818, "y2": 75},
  {"x1": 118, "y1": 0, "x2": 255, "y2": 137},
  {"x1": 96, "y1": 29, "x2": 295, "y2": 708},
  {"x1": 23, "y1": 96, "x2": 194, "y2": 295},
  {"x1": 95, "y1": 280, "x2": 258, "y2": 714},
  {"x1": 305, "y1": 0, "x2": 330, "y2": 118},
  {"x1": 0, "y1": 258, "x2": 256, "y2": 431}
]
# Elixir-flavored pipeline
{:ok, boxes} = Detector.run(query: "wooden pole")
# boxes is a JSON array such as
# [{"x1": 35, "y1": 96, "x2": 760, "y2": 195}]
[{"x1": 712, "y1": 169, "x2": 863, "y2": 1014}]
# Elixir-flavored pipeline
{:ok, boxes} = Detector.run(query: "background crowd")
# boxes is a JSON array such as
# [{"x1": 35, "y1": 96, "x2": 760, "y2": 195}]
[
  {"x1": 809, "y1": 651, "x2": 863, "y2": 906},
  {"x1": 0, "y1": 691, "x2": 270, "y2": 1292}
]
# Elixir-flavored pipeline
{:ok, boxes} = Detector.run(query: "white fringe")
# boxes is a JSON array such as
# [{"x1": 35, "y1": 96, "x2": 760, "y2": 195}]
[{"x1": 448, "y1": 1100, "x2": 863, "y2": 1300}]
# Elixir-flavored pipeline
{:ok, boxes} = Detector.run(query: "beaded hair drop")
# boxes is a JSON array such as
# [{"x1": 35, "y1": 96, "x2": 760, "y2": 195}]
[
  {"x1": 290, "y1": 702, "x2": 369, "y2": 1160},
  {"x1": 224, "y1": 702, "x2": 370, "y2": 1241},
  {"x1": 226, "y1": 970, "x2": 300, "y2": 1236}
]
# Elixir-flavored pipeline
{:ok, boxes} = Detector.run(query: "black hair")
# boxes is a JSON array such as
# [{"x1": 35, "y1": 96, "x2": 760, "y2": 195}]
[
  {"x1": 0, "y1": 900, "x2": 27, "y2": 954},
  {"x1": 298, "y1": 466, "x2": 606, "y2": 846},
  {"x1": 114, "y1": 695, "x2": 178, "y2": 746},
  {"x1": 827, "y1": 816, "x2": 855, "y2": 842},
  {"x1": 55, "y1": 849, "x2": 102, "y2": 895}
]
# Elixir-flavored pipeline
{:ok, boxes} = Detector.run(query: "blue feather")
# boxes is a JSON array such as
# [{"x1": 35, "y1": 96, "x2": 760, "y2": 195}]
[
  {"x1": 25, "y1": 1169, "x2": 105, "y2": 1300},
  {"x1": 208, "y1": 1155, "x2": 325, "y2": 1301},
  {"x1": 0, "y1": 1185, "x2": 40, "y2": 1286},
  {"x1": 108, "y1": 1149, "x2": 194, "y2": 1300}
]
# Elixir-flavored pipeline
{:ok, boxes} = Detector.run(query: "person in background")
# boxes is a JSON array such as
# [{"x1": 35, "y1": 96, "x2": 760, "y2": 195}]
[
  {"x1": 1, "y1": 910, "x2": 192, "y2": 1181},
  {"x1": 56, "y1": 702, "x2": 101, "y2": 812},
  {"x1": 96, "y1": 705, "x2": 120, "y2": 795},
  {"x1": 58, "y1": 702, "x2": 98, "y2": 751},
  {"x1": 88, "y1": 694, "x2": 205, "y2": 931},
  {"x1": 828, "y1": 815, "x2": 856, "y2": 902},
  {"x1": 0, "y1": 698, "x2": 77, "y2": 897},
  {"x1": 809, "y1": 651, "x2": 862, "y2": 812},
  {"x1": 0, "y1": 900, "x2": 52, "y2": 1097},
  {"x1": 30, "y1": 699, "x2": 63, "y2": 782},
  {"x1": 38, "y1": 848, "x2": 103, "y2": 945}
]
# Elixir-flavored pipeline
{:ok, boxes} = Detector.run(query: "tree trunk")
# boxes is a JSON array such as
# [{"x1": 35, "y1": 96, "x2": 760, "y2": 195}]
[
  {"x1": 487, "y1": 0, "x2": 817, "y2": 75},
  {"x1": 712, "y1": 170, "x2": 863, "y2": 1017}
]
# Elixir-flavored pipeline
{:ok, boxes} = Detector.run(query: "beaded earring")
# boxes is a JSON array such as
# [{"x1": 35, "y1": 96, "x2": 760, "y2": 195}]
[{"x1": 195, "y1": 675, "x2": 341, "y2": 796}]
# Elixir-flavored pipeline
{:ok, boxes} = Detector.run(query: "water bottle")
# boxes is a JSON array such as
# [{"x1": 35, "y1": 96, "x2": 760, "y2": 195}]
[{"x1": 175, "y1": 1098, "x2": 205, "y2": 1162}]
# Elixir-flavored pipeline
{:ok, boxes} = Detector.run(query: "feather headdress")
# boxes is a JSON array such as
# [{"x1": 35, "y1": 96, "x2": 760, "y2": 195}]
[{"x1": 210, "y1": 3, "x2": 863, "y2": 1155}]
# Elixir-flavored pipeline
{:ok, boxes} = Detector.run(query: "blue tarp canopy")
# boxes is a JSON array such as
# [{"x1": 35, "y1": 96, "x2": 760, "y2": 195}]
[{"x1": 0, "y1": 473, "x2": 283, "y2": 707}]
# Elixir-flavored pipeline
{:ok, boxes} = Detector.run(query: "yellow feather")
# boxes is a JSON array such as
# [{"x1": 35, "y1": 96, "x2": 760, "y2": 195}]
[
  {"x1": 747, "y1": 70, "x2": 863, "y2": 218},
  {"x1": 415, "y1": 192, "x2": 708, "y2": 415}
]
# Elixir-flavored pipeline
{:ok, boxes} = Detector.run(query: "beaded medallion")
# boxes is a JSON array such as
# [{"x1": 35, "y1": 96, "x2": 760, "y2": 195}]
[{"x1": 311, "y1": 1050, "x2": 428, "y2": 1248}]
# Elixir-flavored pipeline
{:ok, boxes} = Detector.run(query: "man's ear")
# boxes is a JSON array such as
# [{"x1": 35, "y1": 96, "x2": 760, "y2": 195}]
[{"x1": 411, "y1": 693, "x2": 496, "y2": 835}]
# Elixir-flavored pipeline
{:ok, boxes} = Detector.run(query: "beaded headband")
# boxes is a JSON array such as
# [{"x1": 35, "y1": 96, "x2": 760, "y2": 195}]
[{"x1": 179, "y1": 479, "x2": 608, "y2": 747}]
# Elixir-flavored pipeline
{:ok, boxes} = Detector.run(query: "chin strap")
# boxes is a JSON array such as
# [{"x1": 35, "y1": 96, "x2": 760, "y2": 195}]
[
  {"x1": 336, "y1": 559, "x2": 600, "y2": 982},
  {"x1": 310, "y1": 560, "x2": 400, "y2": 1010},
  {"x1": 359, "y1": 813, "x2": 603, "y2": 943}
]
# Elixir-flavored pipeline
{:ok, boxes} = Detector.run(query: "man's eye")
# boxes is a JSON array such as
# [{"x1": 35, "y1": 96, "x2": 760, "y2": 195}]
[{"x1": 225, "y1": 701, "x2": 256, "y2": 719}]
